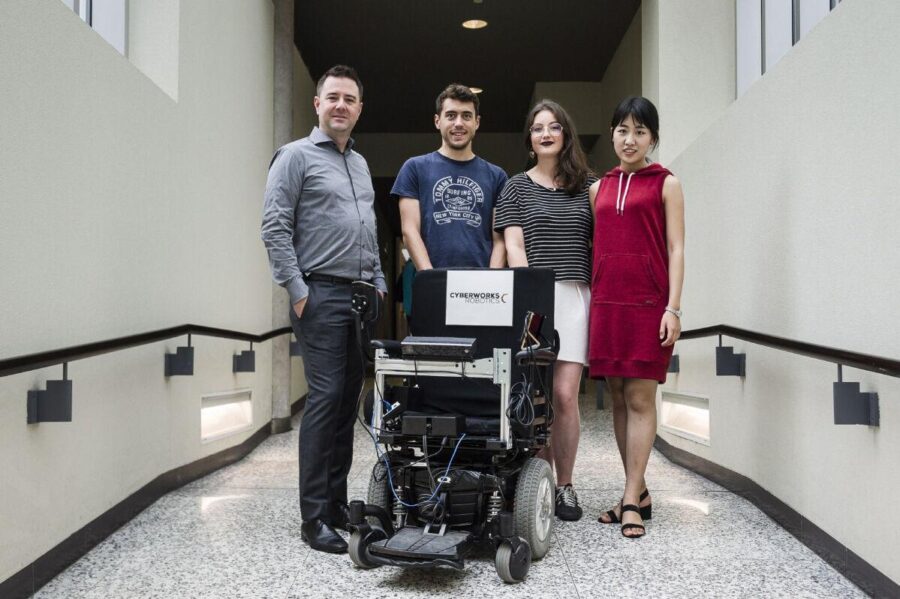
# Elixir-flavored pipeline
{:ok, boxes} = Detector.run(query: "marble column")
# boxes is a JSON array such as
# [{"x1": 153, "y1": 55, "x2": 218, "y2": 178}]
[{"x1": 270, "y1": 0, "x2": 294, "y2": 434}]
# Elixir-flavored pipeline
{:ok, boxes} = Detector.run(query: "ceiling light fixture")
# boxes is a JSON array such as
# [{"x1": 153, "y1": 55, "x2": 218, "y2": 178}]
[
  {"x1": 462, "y1": 19, "x2": 488, "y2": 29},
  {"x1": 469, "y1": 87, "x2": 483, "y2": 94}
]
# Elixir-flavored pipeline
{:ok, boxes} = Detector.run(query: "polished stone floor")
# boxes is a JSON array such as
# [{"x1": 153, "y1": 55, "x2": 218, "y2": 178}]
[{"x1": 36, "y1": 393, "x2": 864, "y2": 598}]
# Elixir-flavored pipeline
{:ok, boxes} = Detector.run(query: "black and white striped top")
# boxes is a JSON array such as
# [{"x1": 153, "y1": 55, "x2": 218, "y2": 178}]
[{"x1": 494, "y1": 173, "x2": 597, "y2": 284}]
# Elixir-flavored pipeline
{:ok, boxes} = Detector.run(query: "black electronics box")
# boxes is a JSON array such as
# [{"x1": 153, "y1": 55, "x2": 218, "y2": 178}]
[
  {"x1": 400, "y1": 336, "x2": 477, "y2": 360},
  {"x1": 388, "y1": 385, "x2": 423, "y2": 410},
  {"x1": 401, "y1": 414, "x2": 466, "y2": 437}
]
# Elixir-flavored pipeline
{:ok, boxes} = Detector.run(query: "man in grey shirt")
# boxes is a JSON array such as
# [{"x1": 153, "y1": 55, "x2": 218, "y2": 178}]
[{"x1": 261, "y1": 64, "x2": 386, "y2": 554}]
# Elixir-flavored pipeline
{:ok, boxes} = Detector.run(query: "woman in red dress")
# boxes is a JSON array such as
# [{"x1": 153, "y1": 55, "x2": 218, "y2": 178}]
[{"x1": 589, "y1": 97, "x2": 685, "y2": 538}]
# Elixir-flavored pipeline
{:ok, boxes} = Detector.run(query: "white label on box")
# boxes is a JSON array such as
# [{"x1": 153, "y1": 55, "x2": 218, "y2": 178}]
[{"x1": 445, "y1": 270, "x2": 514, "y2": 326}]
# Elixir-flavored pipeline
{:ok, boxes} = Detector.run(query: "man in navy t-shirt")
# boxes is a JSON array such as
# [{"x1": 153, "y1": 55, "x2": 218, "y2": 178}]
[{"x1": 392, "y1": 84, "x2": 508, "y2": 269}]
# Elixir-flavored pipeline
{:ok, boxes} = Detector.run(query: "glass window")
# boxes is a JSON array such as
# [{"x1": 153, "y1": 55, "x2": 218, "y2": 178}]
[
  {"x1": 59, "y1": 0, "x2": 127, "y2": 56},
  {"x1": 736, "y1": 0, "x2": 839, "y2": 97},
  {"x1": 92, "y1": 0, "x2": 127, "y2": 55}
]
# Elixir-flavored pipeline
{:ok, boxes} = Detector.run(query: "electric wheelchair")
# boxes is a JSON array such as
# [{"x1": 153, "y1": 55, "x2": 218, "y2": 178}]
[{"x1": 347, "y1": 268, "x2": 558, "y2": 583}]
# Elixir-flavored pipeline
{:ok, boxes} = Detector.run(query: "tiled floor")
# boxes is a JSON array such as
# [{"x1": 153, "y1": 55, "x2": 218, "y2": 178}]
[{"x1": 36, "y1": 394, "x2": 865, "y2": 598}]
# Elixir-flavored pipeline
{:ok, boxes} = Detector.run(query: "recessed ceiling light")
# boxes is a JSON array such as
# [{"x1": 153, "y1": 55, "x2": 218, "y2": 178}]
[
  {"x1": 462, "y1": 19, "x2": 488, "y2": 29},
  {"x1": 470, "y1": 87, "x2": 483, "y2": 94}
]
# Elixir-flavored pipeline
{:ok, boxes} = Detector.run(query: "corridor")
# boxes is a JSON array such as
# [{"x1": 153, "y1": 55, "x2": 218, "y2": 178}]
[{"x1": 35, "y1": 394, "x2": 864, "y2": 599}]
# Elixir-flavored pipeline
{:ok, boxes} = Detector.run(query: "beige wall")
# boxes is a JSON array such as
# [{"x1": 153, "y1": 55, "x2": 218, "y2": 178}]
[
  {"x1": 292, "y1": 46, "x2": 318, "y2": 143},
  {"x1": 643, "y1": 0, "x2": 735, "y2": 164},
  {"x1": 128, "y1": 0, "x2": 180, "y2": 100},
  {"x1": 531, "y1": 81, "x2": 604, "y2": 135},
  {"x1": 0, "y1": 0, "x2": 278, "y2": 581},
  {"x1": 641, "y1": 0, "x2": 660, "y2": 117},
  {"x1": 659, "y1": 0, "x2": 900, "y2": 583},
  {"x1": 590, "y1": 8, "x2": 642, "y2": 171}
]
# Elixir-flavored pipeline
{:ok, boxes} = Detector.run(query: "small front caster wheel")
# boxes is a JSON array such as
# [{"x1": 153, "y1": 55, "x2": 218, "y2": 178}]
[
  {"x1": 495, "y1": 540, "x2": 531, "y2": 583},
  {"x1": 349, "y1": 529, "x2": 385, "y2": 569}
]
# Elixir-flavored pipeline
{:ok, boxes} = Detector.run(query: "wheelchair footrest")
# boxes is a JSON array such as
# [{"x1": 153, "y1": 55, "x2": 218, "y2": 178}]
[{"x1": 369, "y1": 525, "x2": 471, "y2": 561}]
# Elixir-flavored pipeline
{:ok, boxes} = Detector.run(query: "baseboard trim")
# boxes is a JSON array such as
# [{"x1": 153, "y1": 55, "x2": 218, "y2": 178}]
[
  {"x1": 1, "y1": 423, "x2": 272, "y2": 599},
  {"x1": 290, "y1": 392, "x2": 307, "y2": 416},
  {"x1": 270, "y1": 417, "x2": 293, "y2": 434},
  {"x1": 654, "y1": 435, "x2": 898, "y2": 598}
]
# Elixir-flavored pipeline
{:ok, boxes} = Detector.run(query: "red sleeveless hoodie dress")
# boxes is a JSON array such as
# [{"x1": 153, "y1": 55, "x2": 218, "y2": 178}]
[{"x1": 589, "y1": 162, "x2": 674, "y2": 383}]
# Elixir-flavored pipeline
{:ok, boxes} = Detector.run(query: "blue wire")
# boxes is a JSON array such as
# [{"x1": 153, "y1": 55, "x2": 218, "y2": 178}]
[
  {"x1": 374, "y1": 433, "x2": 467, "y2": 508},
  {"x1": 367, "y1": 385, "x2": 467, "y2": 509}
]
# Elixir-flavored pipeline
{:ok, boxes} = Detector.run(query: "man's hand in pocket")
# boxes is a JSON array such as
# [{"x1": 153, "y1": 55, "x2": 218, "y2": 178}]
[{"x1": 293, "y1": 297, "x2": 307, "y2": 319}]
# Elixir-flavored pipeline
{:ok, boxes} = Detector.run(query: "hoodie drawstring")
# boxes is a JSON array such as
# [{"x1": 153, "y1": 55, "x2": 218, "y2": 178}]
[{"x1": 616, "y1": 171, "x2": 634, "y2": 215}]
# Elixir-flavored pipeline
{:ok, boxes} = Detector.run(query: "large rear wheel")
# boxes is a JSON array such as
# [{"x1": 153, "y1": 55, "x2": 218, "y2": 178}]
[
  {"x1": 513, "y1": 457, "x2": 555, "y2": 560},
  {"x1": 366, "y1": 459, "x2": 393, "y2": 527}
]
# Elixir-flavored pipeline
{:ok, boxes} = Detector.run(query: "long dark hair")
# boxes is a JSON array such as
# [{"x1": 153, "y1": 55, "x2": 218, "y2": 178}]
[{"x1": 524, "y1": 100, "x2": 593, "y2": 195}]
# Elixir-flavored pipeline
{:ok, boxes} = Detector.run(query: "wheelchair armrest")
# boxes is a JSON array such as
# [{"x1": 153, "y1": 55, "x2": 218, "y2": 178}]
[
  {"x1": 371, "y1": 339, "x2": 403, "y2": 358},
  {"x1": 515, "y1": 346, "x2": 557, "y2": 366}
]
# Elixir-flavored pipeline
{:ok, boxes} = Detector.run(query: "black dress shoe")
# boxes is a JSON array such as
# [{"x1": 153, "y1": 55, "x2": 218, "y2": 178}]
[
  {"x1": 300, "y1": 519, "x2": 348, "y2": 554},
  {"x1": 331, "y1": 502, "x2": 351, "y2": 532}
]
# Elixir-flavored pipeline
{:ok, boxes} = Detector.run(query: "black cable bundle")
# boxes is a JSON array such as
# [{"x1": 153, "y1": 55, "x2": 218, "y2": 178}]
[{"x1": 507, "y1": 374, "x2": 536, "y2": 426}]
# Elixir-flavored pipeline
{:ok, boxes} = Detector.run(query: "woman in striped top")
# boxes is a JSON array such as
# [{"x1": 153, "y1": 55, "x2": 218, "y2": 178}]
[{"x1": 494, "y1": 100, "x2": 596, "y2": 521}]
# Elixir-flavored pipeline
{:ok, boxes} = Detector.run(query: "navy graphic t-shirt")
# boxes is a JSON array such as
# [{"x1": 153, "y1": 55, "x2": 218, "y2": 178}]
[{"x1": 391, "y1": 152, "x2": 508, "y2": 268}]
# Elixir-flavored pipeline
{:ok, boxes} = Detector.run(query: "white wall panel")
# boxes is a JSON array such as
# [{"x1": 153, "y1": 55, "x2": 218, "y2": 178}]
[
  {"x1": 799, "y1": 0, "x2": 831, "y2": 38},
  {"x1": 764, "y1": 0, "x2": 793, "y2": 72},
  {"x1": 0, "y1": 0, "x2": 278, "y2": 582},
  {"x1": 128, "y1": 0, "x2": 179, "y2": 99},
  {"x1": 737, "y1": 0, "x2": 762, "y2": 96},
  {"x1": 591, "y1": 9, "x2": 642, "y2": 170},
  {"x1": 646, "y1": 0, "x2": 735, "y2": 163},
  {"x1": 666, "y1": 0, "x2": 900, "y2": 583}
]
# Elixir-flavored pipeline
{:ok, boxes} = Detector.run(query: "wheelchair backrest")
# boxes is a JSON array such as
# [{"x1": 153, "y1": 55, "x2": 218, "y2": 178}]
[{"x1": 409, "y1": 268, "x2": 555, "y2": 417}]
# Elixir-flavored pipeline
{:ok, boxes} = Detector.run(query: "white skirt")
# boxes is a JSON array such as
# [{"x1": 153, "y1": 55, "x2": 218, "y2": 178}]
[{"x1": 554, "y1": 281, "x2": 590, "y2": 365}]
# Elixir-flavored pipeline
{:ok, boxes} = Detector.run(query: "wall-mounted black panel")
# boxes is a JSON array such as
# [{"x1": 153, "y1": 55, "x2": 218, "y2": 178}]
[
  {"x1": 716, "y1": 346, "x2": 746, "y2": 377},
  {"x1": 833, "y1": 382, "x2": 879, "y2": 426},
  {"x1": 26, "y1": 379, "x2": 73, "y2": 424},
  {"x1": 668, "y1": 355, "x2": 680, "y2": 373},
  {"x1": 164, "y1": 346, "x2": 194, "y2": 377},
  {"x1": 233, "y1": 350, "x2": 256, "y2": 373},
  {"x1": 595, "y1": 381, "x2": 605, "y2": 410}
]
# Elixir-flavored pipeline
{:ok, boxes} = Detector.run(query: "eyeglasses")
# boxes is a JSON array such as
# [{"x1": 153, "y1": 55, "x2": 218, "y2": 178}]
[{"x1": 529, "y1": 123, "x2": 564, "y2": 136}]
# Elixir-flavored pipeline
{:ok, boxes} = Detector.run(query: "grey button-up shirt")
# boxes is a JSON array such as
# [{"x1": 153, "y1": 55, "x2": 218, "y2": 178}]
[{"x1": 261, "y1": 127, "x2": 387, "y2": 305}]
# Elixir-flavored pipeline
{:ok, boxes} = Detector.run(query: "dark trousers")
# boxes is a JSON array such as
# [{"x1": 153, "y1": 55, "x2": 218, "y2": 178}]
[{"x1": 290, "y1": 280, "x2": 364, "y2": 523}]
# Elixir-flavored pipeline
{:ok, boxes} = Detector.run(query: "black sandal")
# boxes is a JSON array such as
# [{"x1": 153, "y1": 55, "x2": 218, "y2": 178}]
[
  {"x1": 620, "y1": 504, "x2": 646, "y2": 538},
  {"x1": 598, "y1": 489, "x2": 652, "y2": 524}
]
